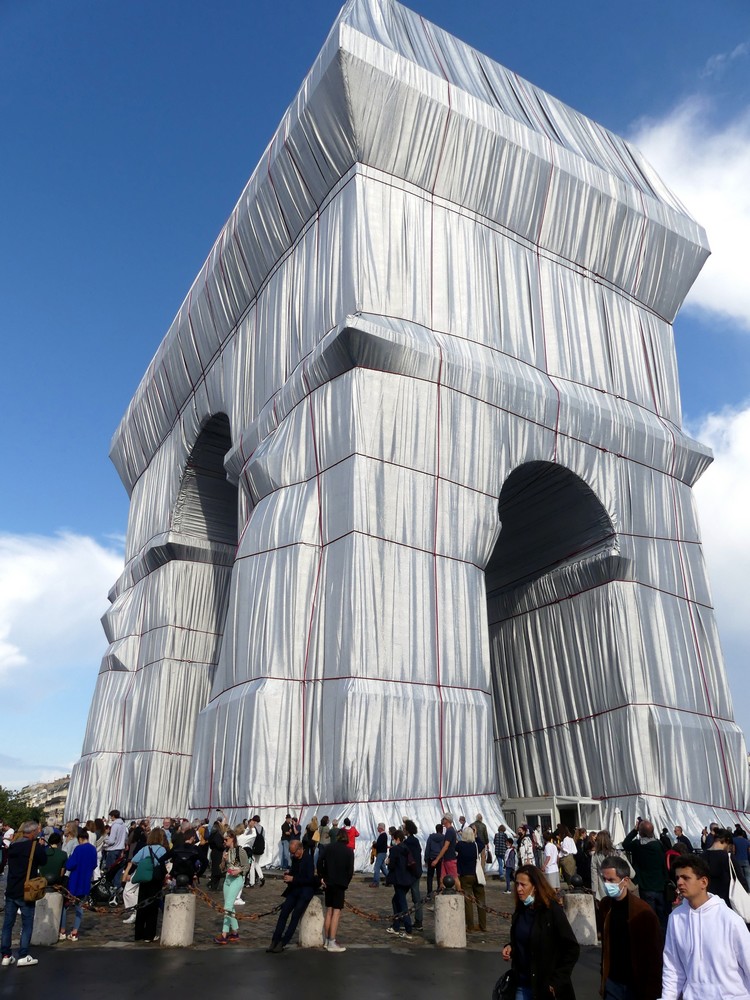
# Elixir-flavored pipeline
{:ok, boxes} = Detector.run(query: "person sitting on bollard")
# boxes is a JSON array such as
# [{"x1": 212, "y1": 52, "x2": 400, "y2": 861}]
[
  {"x1": 501, "y1": 864, "x2": 580, "y2": 1000},
  {"x1": 39, "y1": 833, "x2": 67, "y2": 886},
  {"x1": 266, "y1": 839, "x2": 320, "y2": 953},
  {"x1": 59, "y1": 827, "x2": 98, "y2": 941},
  {"x1": 214, "y1": 830, "x2": 249, "y2": 945},
  {"x1": 319, "y1": 829, "x2": 354, "y2": 952}
]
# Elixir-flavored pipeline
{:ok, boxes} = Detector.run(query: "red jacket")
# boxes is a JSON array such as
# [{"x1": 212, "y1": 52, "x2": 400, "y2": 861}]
[{"x1": 345, "y1": 826, "x2": 359, "y2": 850}]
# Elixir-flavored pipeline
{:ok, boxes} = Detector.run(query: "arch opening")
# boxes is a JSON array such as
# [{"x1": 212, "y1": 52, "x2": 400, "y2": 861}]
[
  {"x1": 172, "y1": 413, "x2": 238, "y2": 546},
  {"x1": 485, "y1": 461, "x2": 615, "y2": 596}
]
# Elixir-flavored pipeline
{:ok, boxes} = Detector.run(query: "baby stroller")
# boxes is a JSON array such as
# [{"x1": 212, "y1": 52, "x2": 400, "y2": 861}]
[{"x1": 89, "y1": 853, "x2": 127, "y2": 906}]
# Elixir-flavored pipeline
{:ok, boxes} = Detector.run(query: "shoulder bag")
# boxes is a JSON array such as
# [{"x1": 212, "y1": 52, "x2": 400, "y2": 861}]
[
  {"x1": 475, "y1": 843, "x2": 486, "y2": 886},
  {"x1": 491, "y1": 969, "x2": 517, "y2": 1000},
  {"x1": 24, "y1": 842, "x2": 48, "y2": 902}
]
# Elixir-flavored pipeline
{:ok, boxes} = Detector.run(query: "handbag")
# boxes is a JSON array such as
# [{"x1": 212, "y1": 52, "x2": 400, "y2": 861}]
[
  {"x1": 132, "y1": 851, "x2": 154, "y2": 884},
  {"x1": 728, "y1": 856, "x2": 750, "y2": 921},
  {"x1": 475, "y1": 844, "x2": 486, "y2": 886},
  {"x1": 23, "y1": 842, "x2": 47, "y2": 903},
  {"x1": 492, "y1": 969, "x2": 517, "y2": 1000}
]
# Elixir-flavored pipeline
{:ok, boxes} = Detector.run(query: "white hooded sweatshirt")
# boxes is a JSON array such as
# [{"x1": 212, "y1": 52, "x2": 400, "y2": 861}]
[{"x1": 661, "y1": 893, "x2": 750, "y2": 1000}]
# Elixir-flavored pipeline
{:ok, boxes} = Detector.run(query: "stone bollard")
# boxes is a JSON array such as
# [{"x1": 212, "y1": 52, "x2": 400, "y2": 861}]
[
  {"x1": 299, "y1": 895, "x2": 325, "y2": 948},
  {"x1": 160, "y1": 892, "x2": 196, "y2": 947},
  {"x1": 31, "y1": 890, "x2": 65, "y2": 946},
  {"x1": 562, "y1": 892, "x2": 598, "y2": 946},
  {"x1": 434, "y1": 892, "x2": 467, "y2": 948}
]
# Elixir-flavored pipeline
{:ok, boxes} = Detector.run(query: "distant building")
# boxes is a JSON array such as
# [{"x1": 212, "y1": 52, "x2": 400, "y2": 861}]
[{"x1": 21, "y1": 775, "x2": 70, "y2": 825}]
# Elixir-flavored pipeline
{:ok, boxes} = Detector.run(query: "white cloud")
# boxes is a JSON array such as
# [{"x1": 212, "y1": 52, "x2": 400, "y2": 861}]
[
  {"x1": 701, "y1": 41, "x2": 749, "y2": 79},
  {"x1": 691, "y1": 404, "x2": 750, "y2": 736},
  {"x1": 0, "y1": 532, "x2": 123, "y2": 680},
  {"x1": 631, "y1": 99, "x2": 750, "y2": 330},
  {"x1": 0, "y1": 532, "x2": 123, "y2": 788}
]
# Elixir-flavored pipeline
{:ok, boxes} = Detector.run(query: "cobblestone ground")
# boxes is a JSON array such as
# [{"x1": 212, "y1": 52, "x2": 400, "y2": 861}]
[{"x1": 28, "y1": 870, "x2": 519, "y2": 951}]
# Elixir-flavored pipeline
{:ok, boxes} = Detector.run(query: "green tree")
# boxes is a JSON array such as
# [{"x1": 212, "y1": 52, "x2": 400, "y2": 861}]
[{"x1": 0, "y1": 786, "x2": 44, "y2": 831}]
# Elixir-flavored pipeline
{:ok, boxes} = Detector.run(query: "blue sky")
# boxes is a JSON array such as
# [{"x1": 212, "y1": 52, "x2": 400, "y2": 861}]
[{"x1": 1, "y1": 0, "x2": 749, "y2": 790}]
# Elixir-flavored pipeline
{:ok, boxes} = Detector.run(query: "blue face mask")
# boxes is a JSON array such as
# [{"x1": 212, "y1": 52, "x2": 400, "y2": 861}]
[
  {"x1": 604, "y1": 880, "x2": 623, "y2": 899},
  {"x1": 523, "y1": 894, "x2": 535, "y2": 907}
]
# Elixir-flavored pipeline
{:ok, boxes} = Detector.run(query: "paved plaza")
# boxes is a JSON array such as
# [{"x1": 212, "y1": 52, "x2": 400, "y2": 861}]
[{"x1": 1, "y1": 872, "x2": 602, "y2": 998}]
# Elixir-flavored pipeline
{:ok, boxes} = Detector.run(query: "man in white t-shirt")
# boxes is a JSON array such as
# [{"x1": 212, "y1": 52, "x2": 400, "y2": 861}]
[{"x1": 543, "y1": 832, "x2": 560, "y2": 889}]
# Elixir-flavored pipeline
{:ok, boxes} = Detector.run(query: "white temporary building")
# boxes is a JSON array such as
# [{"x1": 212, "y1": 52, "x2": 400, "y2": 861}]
[{"x1": 67, "y1": 0, "x2": 750, "y2": 859}]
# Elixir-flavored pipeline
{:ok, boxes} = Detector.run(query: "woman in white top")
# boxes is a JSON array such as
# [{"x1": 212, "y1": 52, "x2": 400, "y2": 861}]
[
  {"x1": 558, "y1": 825, "x2": 578, "y2": 883},
  {"x1": 543, "y1": 831, "x2": 560, "y2": 889}
]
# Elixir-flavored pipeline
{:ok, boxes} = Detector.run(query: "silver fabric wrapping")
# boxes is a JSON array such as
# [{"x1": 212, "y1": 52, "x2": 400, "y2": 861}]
[{"x1": 68, "y1": 0, "x2": 749, "y2": 853}]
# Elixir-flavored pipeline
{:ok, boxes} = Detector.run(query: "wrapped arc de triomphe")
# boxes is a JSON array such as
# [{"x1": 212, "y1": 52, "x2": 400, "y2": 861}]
[{"x1": 68, "y1": 0, "x2": 750, "y2": 855}]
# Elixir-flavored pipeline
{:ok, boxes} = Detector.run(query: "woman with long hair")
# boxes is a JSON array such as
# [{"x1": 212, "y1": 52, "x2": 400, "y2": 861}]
[
  {"x1": 215, "y1": 829, "x2": 249, "y2": 944},
  {"x1": 501, "y1": 864, "x2": 579, "y2": 1000},
  {"x1": 122, "y1": 827, "x2": 167, "y2": 943}
]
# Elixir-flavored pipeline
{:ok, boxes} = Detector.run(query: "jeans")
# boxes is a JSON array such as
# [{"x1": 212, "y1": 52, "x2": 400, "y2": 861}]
[
  {"x1": 409, "y1": 876, "x2": 423, "y2": 926},
  {"x1": 426, "y1": 860, "x2": 441, "y2": 895},
  {"x1": 391, "y1": 885, "x2": 413, "y2": 933},
  {"x1": 373, "y1": 852, "x2": 387, "y2": 886},
  {"x1": 505, "y1": 868, "x2": 515, "y2": 892},
  {"x1": 641, "y1": 889, "x2": 667, "y2": 930},
  {"x1": 222, "y1": 874, "x2": 244, "y2": 934},
  {"x1": 2, "y1": 897, "x2": 35, "y2": 958},
  {"x1": 61, "y1": 902, "x2": 84, "y2": 934},
  {"x1": 272, "y1": 892, "x2": 312, "y2": 946},
  {"x1": 280, "y1": 840, "x2": 291, "y2": 869},
  {"x1": 514, "y1": 988, "x2": 533, "y2": 1000},
  {"x1": 105, "y1": 850, "x2": 124, "y2": 889},
  {"x1": 604, "y1": 981, "x2": 636, "y2": 1000}
]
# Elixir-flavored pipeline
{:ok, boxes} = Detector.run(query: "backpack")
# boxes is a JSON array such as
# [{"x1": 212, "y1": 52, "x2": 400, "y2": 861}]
[{"x1": 252, "y1": 827, "x2": 265, "y2": 856}]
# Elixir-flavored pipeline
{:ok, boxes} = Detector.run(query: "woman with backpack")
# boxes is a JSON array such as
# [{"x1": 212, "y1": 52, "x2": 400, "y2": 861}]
[{"x1": 122, "y1": 828, "x2": 168, "y2": 943}]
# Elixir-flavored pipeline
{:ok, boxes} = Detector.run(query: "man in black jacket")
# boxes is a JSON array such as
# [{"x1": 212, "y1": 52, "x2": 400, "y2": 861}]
[
  {"x1": 267, "y1": 839, "x2": 319, "y2": 953},
  {"x1": 1, "y1": 820, "x2": 47, "y2": 968},
  {"x1": 319, "y1": 829, "x2": 354, "y2": 952}
]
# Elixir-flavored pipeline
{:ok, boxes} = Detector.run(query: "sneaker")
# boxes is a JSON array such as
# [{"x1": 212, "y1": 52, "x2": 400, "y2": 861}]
[
  {"x1": 413, "y1": 924, "x2": 423, "y2": 932},
  {"x1": 327, "y1": 940, "x2": 346, "y2": 952},
  {"x1": 214, "y1": 934, "x2": 229, "y2": 945},
  {"x1": 386, "y1": 927, "x2": 400, "y2": 936},
  {"x1": 266, "y1": 941, "x2": 284, "y2": 953},
  {"x1": 123, "y1": 914, "x2": 136, "y2": 924},
  {"x1": 368, "y1": 882, "x2": 379, "y2": 888},
  {"x1": 400, "y1": 932, "x2": 413, "y2": 940},
  {"x1": 1, "y1": 956, "x2": 16, "y2": 968},
  {"x1": 228, "y1": 933, "x2": 240, "y2": 943},
  {"x1": 258, "y1": 878, "x2": 265, "y2": 887},
  {"x1": 67, "y1": 932, "x2": 79, "y2": 942},
  {"x1": 234, "y1": 898, "x2": 245, "y2": 905},
  {"x1": 17, "y1": 956, "x2": 38, "y2": 967},
  {"x1": 58, "y1": 932, "x2": 67, "y2": 941}
]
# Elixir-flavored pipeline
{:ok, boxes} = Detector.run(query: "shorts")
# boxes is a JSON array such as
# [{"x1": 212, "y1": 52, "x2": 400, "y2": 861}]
[
  {"x1": 442, "y1": 859, "x2": 458, "y2": 881},
  {"x1": 324, "y1": 886, "x2": 345, "y2": 909}
]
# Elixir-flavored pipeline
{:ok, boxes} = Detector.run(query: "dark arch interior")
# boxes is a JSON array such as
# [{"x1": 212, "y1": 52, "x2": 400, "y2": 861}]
[
  {"x1": 485, "y1": 461, "x2": 614, "y2": 596},
  {"x1": 172, "y1": 413, "x2": 238, "y2": 546}
]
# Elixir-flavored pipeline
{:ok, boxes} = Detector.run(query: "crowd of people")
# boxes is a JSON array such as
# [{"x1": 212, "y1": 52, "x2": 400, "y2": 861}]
[{"x1": 2, "y1": 808, "x2": 750, "y2": 999}]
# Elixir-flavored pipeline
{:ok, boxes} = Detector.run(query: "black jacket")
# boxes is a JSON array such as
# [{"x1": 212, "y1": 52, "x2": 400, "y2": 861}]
[
  {"x1": 282, "y1": 849, "x2": 319, "y2": 900},
  {"x1": 320, "y1": 840, "x2": 354, "y2": 889},
  {"x1": 405, "y1": 835, "x2": 423, "y2": 878},
  {"x1": 6, "y1": 837, "x2": 48, "y2": 902},
  {"x1": 167, "y1": 842, "x2": 207, "y2": 880},
  {"x1": 387, "y1": 842, "x2": 413, "y2": 888},
  {"x1": 510, "y1": 900, "x2": 579, "y2": 1000}
]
